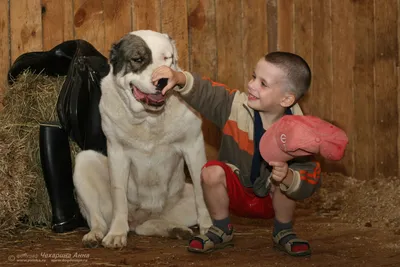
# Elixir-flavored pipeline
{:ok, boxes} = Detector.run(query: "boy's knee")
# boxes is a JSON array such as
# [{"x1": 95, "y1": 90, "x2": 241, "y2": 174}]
[{"x1": 200, "y1": 165, "x2": 226, "y2": 187}]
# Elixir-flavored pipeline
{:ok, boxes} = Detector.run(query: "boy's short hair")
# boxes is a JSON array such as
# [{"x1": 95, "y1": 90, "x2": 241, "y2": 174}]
[{"x1": 264, "y1": 52, "x2": 311, "y2": 100}]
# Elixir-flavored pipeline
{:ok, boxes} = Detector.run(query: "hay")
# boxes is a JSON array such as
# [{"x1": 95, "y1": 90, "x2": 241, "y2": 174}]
[
  {"x1": 0, "y1": 71, "x2": 69, "y2": 233},
  {"x1": 301, "y1": 172, "x2": 400, "y2": 229}
]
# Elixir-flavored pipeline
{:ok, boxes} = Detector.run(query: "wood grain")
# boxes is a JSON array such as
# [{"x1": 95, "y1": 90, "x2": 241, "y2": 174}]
[
  {"x1": 353, "y1": 0, "x2": 375, "y2": 180},
  {"x1": 188, "y1": 0, "x2": 221, "y2": 150},
  {"x1": 104, "y1": 0, "x2": 132, "y2": 56},
  {"x1": 215, "y1": 0, "x2": 243, "y2": 89},
  {"x1": 277, "y1": 0, "x2": 293, "y2": 52},
  {"x1": 0, "y1": 0, "x2": 398, "y2": 177},
  {"x1": 398, "y1": 0, "x2": 400, "y2": 179},
  {"x1": 293, "y1": 0, "x2": 313, "y2": 115},
  {"x1": 331, "y1": 0, "x2": 354, "y2": 175},
  {"x1": 188, "y1": 0, "x2": 217, "y2": 78},
  {"x1": 242, "y1": 0, "x2": 268, "y2": 91},
  {"x1": 374, "y1": 0, "x2": 398, "y2": 177},
  {"x1": 311, "y1": 0, "x2": 333, "y2": 172},
  {"x1": 267, "y1": 0, "x2": 277, "y2": 52},
  {"x1": 10, "y1": 0, "x2": 42, "y2": 63},
  {"x1": 0, "y1": 0, "x2": 9, "y2": 98},
  {"x1": 73, "y1": 0, "x2": 105, "y2": 55},
  {"x1": 311, "y1": 0, "x2": 332, "y2": 121},
  {"x1": 132, "y1": 0, "x2": 161, "y2": 31},
  {"x1": 161, "y1": 0, "x2": 189, "y2": 70},
  {"x1": 42, "y1": 0, "x2": 74, "y2": 50}
]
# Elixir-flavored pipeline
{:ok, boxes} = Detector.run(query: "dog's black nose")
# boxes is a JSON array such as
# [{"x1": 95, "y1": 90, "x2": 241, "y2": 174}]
[{"x1": 156, "y1": 78, "x2": 168, "y2": 91}]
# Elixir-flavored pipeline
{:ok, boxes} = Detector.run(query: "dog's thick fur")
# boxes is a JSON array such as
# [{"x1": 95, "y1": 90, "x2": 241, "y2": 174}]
[{"x1": 73, "y1": 30, "x2": 212, "y2": 249}]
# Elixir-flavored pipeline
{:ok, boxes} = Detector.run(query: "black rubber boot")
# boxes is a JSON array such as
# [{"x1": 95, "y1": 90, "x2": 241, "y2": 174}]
[{"x1": 39, "y1": 122, "x2": 86, "y2": 233}]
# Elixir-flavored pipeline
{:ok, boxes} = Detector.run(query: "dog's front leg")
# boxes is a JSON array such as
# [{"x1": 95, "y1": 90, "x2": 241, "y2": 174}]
[
  {"x1": 182, "y1": 133, "x2": 212, "y2": 234},
  {"x1": 102, "y1": 141, "x2": 130, "y2": 249}
]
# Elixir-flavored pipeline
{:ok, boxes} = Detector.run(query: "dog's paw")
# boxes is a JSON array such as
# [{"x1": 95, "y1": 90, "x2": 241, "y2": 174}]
[
  {"x1": 168, "y1": 227, "x2": 193, "y2": 240},
  {"x1": 101, "y1": 233, "x2": 128, "y2": 249},
  {"x1": 197, "y1": 211, "x2": 212, "y2": 235},
  {"x1": 82, "y1": 229, "x2": 105, "y2": 248},
  {"x1": 199, "y1": 225, "x2": 210, "y2": 235}
]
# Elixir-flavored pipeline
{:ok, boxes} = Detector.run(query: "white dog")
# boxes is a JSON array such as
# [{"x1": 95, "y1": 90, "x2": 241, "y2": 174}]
[{"x1": 73, "y1": 30, "x2": 212, "y2": 249}]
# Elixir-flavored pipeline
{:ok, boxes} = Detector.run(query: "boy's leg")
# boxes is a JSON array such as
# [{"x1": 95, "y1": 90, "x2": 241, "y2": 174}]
[
  {"x1": 201, "y1": 165, "x2": 229, "y2": 219},
  {"x1": 200, "y1": 165, "x2": 232, "y2": 235},
  {"x1": 188, "y1": 161, "x2": 234, "y2": 253},
  {"x1": 272, "y1": 186, "x2": 311, "y2": 256}
]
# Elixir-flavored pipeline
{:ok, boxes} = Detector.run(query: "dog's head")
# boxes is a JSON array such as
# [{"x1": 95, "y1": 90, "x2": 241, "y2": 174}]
[{"x1": 109, "y1": 30, "x2": 179, "y2": 112}]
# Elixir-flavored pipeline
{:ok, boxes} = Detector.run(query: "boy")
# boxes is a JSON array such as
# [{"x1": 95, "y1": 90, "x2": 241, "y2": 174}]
[{"x1": 151, "y1": 52, "x2": 321, "y2": 256}]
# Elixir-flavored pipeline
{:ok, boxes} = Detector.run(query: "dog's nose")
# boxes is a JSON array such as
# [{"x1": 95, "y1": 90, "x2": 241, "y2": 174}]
[{"x1": 156, "y1": 78, "x2": 168, "y2": 91}]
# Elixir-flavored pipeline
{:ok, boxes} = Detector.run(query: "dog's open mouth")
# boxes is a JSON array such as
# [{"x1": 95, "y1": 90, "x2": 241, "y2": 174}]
[{"x1": 131, "y1": 85, "x2": 166, "y2": 107}]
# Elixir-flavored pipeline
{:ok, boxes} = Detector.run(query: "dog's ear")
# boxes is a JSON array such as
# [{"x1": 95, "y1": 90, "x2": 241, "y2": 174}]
[
  {"x1": 109, "y1": 40, "x2": 122, "y2": 65},
  {"x1": 170, "y1": 38, "x2": 179, "y2": 65},
  {"x1": 163, "y1": 33, "x2": 179, "y2": 69}
]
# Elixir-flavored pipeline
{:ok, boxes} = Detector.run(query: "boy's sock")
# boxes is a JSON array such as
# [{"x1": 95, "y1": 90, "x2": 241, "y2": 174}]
[
  {"x1": 273, "y1": 218, "x2": 309, "y2": 252},
  {"x1": 206, "y1": 217, "x2": 233, "y2": 244}
]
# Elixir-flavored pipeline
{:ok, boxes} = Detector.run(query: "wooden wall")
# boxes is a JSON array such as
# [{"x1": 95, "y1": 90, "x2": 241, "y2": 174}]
[{"x1": 0, "y1": 0, "x2": 398, "y2": 180}]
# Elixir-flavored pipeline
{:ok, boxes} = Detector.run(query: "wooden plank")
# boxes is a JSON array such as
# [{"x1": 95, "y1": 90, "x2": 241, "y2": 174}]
[
  {"x1": 0, "y1": 0, "x2": 9, "y2": 101},
  {"x1": 242, "y1": 0, "x2": 268, "y2": 91},
  {"x1": 293, "y1": 0, "x2": 313, "y2": 115},
  {"x1": 311, "y1": 0, "x2": 333, "y2": 172},
  {"x1": 374, "y1": 0, "x2": 398, "y2": 178},
  {"x1": 353, "y1": 0, "x2": 375, "y2": 180},
  {"x1": 10, "y1": 0, "x2": 43, "y2": 63},
  {"x1": 132, "y1": 0, "x2": 161, "y2": 32},
  {"x1": 188, "y1": 0, "x2": 220, "y2": 152},
  {"x1": 277, "y1": 0, "x2": 293, "y2": 52},
  {"x1": 103, "y1": 0, "x2": 132, "y2": 54},
  {"x1": 73, "y1": 0, "x2": 105, "y2": 56},
  {"x1": 331, "y1": 0, "x2": 354, "y2": 176},
  {"x1": 161, "y1": 0, "x2": 189, "y2": 70},
  {"x1": 215, "y1": 0, "x2": 243, "y2": 90},
  {"x1": 42, "y1": 0, "x2": 74, "y2": 50},
  {"x1": 188, "y1": 0, "x2": 217, "y2": 78},
  {"x1": 267, "y1": 0, "x2": 277, "y2": 52},
  {"x1": 398, "y1": 0, "x2": 400, "y2": 179},
  {"x1": 311, "y1": 0, "x2": 332, "y2": 122}
]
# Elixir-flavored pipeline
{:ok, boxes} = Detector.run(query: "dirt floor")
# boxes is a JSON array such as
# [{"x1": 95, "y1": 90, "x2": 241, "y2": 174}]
[
  {"x1": 0, "y1": 173, "x2": 399, "y2": 267},
  {"x1": 0, "y1": 209, "x2": 399, "y2": 267}
]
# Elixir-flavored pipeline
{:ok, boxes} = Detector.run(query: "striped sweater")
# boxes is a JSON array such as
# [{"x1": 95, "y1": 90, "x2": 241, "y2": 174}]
[{"x1": 176, "y1": 72, "x2": 321, "y2": 200}]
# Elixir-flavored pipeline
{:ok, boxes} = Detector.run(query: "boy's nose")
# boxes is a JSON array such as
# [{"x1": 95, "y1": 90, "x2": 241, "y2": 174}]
[{"x1": 248, "y1": 80, "x2": 256, "y2": 91}]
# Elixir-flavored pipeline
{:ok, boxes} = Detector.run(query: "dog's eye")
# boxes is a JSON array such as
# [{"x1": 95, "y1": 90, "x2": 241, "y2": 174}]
[
  {"x1": 131, "y1": 57, "x2": 143, "y2": 63},
  {"x1": 164, "y1": 56, "x2": 171, "y2": 61}
]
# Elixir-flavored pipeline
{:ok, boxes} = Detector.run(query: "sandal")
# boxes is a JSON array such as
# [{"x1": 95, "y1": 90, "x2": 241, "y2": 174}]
[
  {"x1": 187, "y1": 225, "x2": 234, "y2": 253},
  {"x1": 273, "y1": 229, "x2": 311, "y2": 257}
]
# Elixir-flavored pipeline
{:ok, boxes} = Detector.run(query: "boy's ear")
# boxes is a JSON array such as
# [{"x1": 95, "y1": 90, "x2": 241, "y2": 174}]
[{"x1": 280, "y1": 93, "x2": 296, "y2": 108}]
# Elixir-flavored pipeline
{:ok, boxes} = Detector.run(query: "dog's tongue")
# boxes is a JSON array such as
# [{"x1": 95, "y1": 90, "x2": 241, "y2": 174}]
[
  {"x1": 133, "y1": 86, "x2": 165, "y2": 104},
  {"x1": 147, "y1": 93, "x2": 164, "y2": 102}
]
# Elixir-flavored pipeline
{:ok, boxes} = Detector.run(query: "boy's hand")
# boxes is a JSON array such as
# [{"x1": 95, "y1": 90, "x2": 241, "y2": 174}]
[
  {"x1": 269, "y1": 161, "x2": 292, "y2": 187},
  {"x1": 151, "y1": 66, "x2": 186, "y2": 95}
]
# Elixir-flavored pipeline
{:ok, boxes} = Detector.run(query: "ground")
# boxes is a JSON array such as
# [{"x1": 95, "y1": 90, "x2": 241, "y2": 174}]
[{"x1": 1, "y1": 209, "x2": 399, "y2": 267}]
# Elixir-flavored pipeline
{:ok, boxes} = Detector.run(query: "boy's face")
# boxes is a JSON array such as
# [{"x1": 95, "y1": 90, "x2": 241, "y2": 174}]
[{"x1": 247, "y1": 58, "x2": 294, "y2": 112}]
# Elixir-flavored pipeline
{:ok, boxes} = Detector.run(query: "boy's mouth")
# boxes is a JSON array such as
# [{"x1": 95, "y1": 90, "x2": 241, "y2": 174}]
[{"x1": 248, "y1": 93, "x2": 259, "y2": 101}]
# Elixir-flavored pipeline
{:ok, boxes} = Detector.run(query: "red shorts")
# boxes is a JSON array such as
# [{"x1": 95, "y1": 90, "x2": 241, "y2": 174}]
[{"x1": 203, "y1": 160, "x2": 274, "y2": 219}]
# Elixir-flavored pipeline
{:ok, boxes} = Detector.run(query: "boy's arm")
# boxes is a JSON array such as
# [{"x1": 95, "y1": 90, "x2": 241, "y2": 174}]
[
  {"x1": 174, "y1": 72, "x2": 238, "y2": 129},
  {"x1": 280, "y1": 156, "x2": 322, "y2": 200}
]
